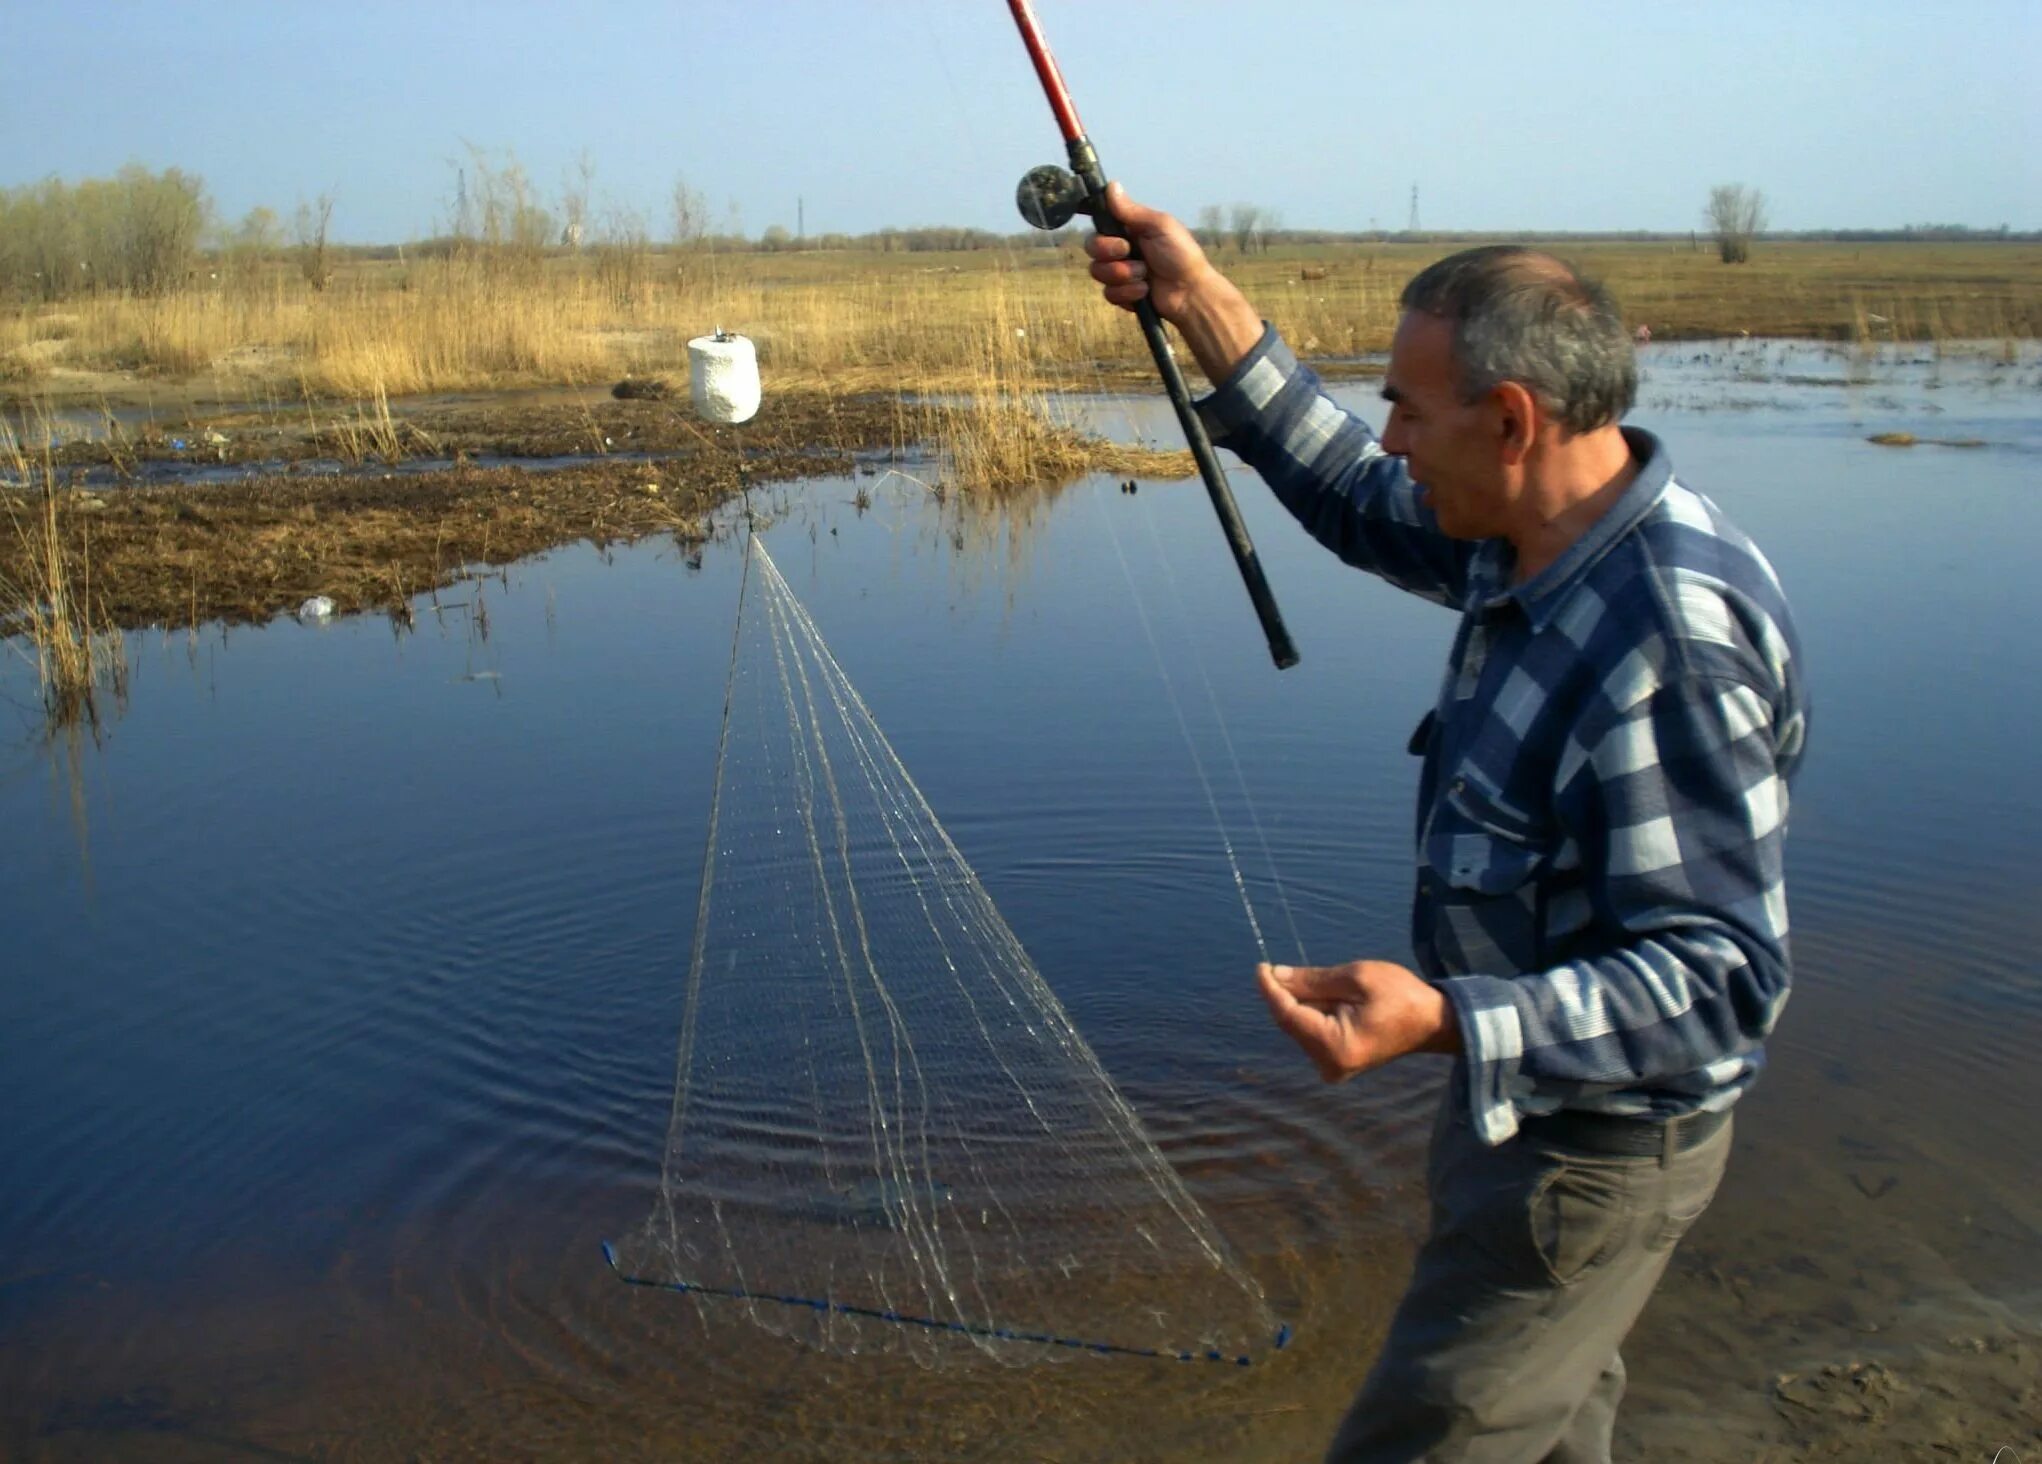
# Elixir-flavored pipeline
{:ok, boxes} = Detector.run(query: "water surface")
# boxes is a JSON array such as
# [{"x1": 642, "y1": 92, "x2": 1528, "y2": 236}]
[{"x1": 3, "y1": 344, "x2": 2038, "y2": 1459}]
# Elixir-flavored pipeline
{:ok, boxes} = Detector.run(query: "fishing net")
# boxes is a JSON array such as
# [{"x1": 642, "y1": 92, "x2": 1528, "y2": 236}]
[{"x1": 607, "y1": 536, "x2": 1282, "y2": 1365}]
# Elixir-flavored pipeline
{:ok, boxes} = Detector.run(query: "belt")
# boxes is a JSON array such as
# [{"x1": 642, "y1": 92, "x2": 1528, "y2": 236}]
[{"x1": 1518, "y1": 1105, "x2": 1731, "y2": 1160}]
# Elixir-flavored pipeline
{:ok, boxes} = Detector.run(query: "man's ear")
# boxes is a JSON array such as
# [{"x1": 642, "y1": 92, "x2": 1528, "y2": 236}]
[{"x1": 1493, "y1": 381, "x2": 1538, "y2": 466}]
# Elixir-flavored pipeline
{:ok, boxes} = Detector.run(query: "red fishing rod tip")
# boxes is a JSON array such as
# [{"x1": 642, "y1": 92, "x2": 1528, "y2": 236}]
[{"x1": 1006, "y1": 0, "x2": 1086, "y2": 142}]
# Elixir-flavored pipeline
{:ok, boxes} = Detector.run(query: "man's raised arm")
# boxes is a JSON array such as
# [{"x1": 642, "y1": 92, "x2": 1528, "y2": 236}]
[{"x1": 1086, "y1": 186, "x2": 1470, "y2": 607}]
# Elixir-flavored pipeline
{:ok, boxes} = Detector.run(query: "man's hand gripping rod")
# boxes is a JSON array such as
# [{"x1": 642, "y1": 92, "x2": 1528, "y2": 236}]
[{"x1": 1005, "y1": 0, "x2": 1299, "y2": 671}]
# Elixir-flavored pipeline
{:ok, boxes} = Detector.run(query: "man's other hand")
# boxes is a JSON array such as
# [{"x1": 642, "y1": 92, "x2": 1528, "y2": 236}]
[{"x1": 1257, "y1": 960, "x2": 1463, "y2": 1082}]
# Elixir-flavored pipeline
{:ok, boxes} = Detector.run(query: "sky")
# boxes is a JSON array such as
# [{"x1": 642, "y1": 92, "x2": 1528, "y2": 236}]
[{"x1": 3, "y1": 0, "x2": 2038, "y2": 245}]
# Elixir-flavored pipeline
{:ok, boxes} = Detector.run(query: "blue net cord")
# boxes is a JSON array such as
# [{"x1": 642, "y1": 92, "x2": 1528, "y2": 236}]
[{"x1": 602, "y1": 1242, "x2": 1290, "y2": 1366}]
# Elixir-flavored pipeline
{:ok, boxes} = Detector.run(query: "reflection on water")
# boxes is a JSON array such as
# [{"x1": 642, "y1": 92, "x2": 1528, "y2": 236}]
[{"x1": 2, "y1": 348, "x2": 2038, "y2": 1459}]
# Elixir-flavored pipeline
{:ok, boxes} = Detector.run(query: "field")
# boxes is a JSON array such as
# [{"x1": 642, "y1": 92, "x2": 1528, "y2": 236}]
[{"x1": 4, "y1": 239, "x2": 2039, "y2": 405}]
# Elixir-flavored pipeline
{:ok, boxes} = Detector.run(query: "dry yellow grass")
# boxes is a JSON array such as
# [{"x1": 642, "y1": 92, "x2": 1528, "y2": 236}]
[
  {"x1": 0, "y1": 421, "x2": 128, "y2": 730},
  {"x1": 5, "y1": 240, "x2": 2036, "y2": 405}
]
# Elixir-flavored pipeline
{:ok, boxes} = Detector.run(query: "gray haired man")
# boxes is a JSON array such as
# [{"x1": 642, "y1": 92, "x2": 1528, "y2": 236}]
[{"x1": 1086, "y1": 188, "x2": 1807, "y2": 1462}]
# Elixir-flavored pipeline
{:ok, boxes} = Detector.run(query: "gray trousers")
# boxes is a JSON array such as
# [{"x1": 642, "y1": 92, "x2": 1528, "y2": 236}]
[{"x1": 1326, "y1": 1085, "x2": 1732, "y2": 1463}]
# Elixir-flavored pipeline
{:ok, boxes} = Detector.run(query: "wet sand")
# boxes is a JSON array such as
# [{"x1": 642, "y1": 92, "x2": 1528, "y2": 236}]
[{"x1": 5, "y1": 1068, "x2": 2032, "y2": 1462}]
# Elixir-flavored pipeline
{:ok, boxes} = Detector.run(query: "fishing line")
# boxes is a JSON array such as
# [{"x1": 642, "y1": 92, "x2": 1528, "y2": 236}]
[
  {"x1": 918, "y1": 0, "x2": 1313, "y2": 964},
  {"x1": 1087, "y1": 484, "x2": 1273, "y2": 962},
  {"x1": 1132, "y1": 479, "x2": 1312, "y2": 968}
]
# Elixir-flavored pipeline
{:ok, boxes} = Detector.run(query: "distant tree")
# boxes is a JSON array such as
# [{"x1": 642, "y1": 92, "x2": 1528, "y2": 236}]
[
  {"x1": 1196, "y1": 204, "x2": 1225, "y2": 252},
  {"x1": 1261, "y1": 208, "x2": 1283, "y2": 253},
  {"x1": 226, "y1": 205, "x2": 280, "y2": 287},
  {"x1": 294, "y1": 194, "x2": 334, "y2": 291},
  {"x1": 668, "y1": 175, "x2": 709, "y2": 285},
  {"x1": 1, "y1": 165, "x2": 212, "y2": 296},
  {"x1": 103, "y1": 165, "x2": 208, "y2": 294},
  {"x1": 1229, "y1": 203, "x2": 1263, "y2": 255},
  {"x1": 560, "y1": 149, "x2": 594, "y2": 253},
  {"x1": 236, "y1": 206, "x2": 281, "y2": 253},
  {"x1": 0, "y1": 181, "x2": 82, "y2": 299},
  {"x1": 456, "y1": 144, "x2": 552, "y2": 279},
  {"x1": 1706, "y1": 184, "x2": 1767, "y2": 264},
  {"x1": 760, "y1": 223, "x2": 793, "y2": 252},
  {"x1": 670, "y1": 177, "x2": 706, "y2": 248}
]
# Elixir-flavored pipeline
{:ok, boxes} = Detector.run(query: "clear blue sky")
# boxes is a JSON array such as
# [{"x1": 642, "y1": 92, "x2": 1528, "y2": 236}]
[{"x1": 4, "y1": 0, "x2": 2037, "y2": 243}]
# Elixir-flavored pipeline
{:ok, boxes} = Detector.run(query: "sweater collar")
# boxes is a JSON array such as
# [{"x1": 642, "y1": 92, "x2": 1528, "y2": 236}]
[{"x1": 1462, "y1": 426, "x2": 1671, "y2": 630}]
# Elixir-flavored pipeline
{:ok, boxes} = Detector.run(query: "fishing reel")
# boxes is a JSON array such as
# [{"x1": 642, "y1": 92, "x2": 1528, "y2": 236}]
[{"x1": 1015, "y1": 164, "x2": 1097, "y2": 231}]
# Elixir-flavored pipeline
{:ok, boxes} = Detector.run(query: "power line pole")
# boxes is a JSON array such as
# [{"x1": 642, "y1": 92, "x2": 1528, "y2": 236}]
[
  {"x1": 1407, "y1": 183, "x2": 1420, "y2": 234},
  {"x1": 797, "y1": 197, "x2": 804, "y2": 247}
]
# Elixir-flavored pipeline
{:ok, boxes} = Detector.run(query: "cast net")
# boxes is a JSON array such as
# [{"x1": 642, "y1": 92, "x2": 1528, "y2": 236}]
[{"x1": 607, "y1": 536, "x2": 1281, "y2": 1365}]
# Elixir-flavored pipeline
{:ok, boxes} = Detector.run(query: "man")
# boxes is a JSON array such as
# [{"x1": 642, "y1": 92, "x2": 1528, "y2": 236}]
[{"x1": 1087, "y1": 186, "x2": 1807, "y2": 1463}]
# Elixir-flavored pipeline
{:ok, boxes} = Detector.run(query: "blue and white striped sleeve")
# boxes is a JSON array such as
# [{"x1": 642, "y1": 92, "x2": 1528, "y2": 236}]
[
  {"x1": 1439, "y1": 672, "x2": 1793, "y2": 1144},
  {"x1": 1197, "y1": 326, "x2": 1471, "y2": 607}
]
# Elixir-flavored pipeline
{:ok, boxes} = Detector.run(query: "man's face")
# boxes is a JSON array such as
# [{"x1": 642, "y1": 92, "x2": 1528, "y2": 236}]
[{"x1": 1378, "y1": 311, "x2": 1511, "y2": 540}]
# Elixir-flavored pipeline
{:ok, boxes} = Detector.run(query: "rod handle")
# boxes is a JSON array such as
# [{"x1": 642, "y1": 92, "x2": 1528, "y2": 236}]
[{"x1": 1091, "y1": 207, "x2": 1299, "y2": 670}]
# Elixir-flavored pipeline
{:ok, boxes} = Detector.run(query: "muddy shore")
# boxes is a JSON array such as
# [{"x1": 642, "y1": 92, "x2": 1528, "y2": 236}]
[{"x1": 2, "y1": 390, "x2": 1187, "y2": 630}]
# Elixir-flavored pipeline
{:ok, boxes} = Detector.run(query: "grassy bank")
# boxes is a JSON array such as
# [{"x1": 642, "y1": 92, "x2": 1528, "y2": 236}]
[{"x1": 5, "y1": 241, "x2": 2038, "y2": 404}]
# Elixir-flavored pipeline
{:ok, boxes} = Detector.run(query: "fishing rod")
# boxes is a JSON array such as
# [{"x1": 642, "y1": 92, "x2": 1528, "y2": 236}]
[{"x1": 1003, "y1": 0, "x2": 1299, "y2": 671}]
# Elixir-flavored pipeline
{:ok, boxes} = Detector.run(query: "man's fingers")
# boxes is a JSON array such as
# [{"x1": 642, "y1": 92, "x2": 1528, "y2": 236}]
[
  {"x1": 1256, "y1": 962, "x2": 1308, "y2": 1030},
  {"x1": 1084, "y1": 233, "x2": 1133, "y2": 263},
  {"x1": 1258, "y1": 965, "x2": 1339, "y2": 1046},
  {"x1": 1101, "y1": 181, "x2": 1168, "y2": 237},
  {"x1": 1088, "y1": 258, "x2": 1147, "y2": 287},
  {"x1": 1264, "y1": 961, "x2": 1369, "y2": 1003}
]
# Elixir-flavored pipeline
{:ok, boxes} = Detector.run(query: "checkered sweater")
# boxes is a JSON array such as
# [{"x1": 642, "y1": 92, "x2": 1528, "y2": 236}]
[{"x1": 1202, "y1": 328, "x2": 1809, "y2": 1144}]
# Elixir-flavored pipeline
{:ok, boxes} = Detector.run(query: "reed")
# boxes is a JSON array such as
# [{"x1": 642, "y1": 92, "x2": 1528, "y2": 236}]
[
  {"x1": 920, "y1": 304, "x2": 1192, "y2": 496},
  {"x1": 323, "y1": 379, "x2": 432, "y2": 464},
  {"x1": 0, "y1": 419, "x2": 128, "y2": 731}
]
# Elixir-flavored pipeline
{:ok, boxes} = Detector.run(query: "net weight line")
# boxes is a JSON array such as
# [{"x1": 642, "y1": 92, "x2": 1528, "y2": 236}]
[{"x1": 604, "y1": 1242, "x2": 1290, "y2": 1366}]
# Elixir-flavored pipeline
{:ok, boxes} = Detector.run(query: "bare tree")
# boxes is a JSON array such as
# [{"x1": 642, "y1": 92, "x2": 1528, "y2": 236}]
[
  {"x1": 670, "y1": 175, "x2": 708, "y2": 284},
  {"x1": 458, "y1": 144, "x2": 552, "y2": 279},
  {"x1": 669, "y1": 177, "x2": 706, "y2": 249},
  {"x1": 294, "y1": 193, "x2": 334, "y2": 291},
  {"x1": 1261, "y1": 207, "x2": 1283, "y2": 253},
  {"x1": 1229, "y1": 203, "x2": 1263, "y2": 256},
  {"x1": 1196, "y1": 204, "x2": 1225, "y2": 252},
  {"x1": 560, "y1": 149, "x2": 595, "y2": 252},
  {"x1": 1706, "y1": 184, "x2": 1768, "y2": 264}
]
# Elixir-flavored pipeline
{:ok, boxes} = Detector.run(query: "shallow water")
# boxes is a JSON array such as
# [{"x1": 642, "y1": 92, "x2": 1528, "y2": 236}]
[{"x1": 2, "y1": 345, "x2": 2038, "y2": 1459}]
